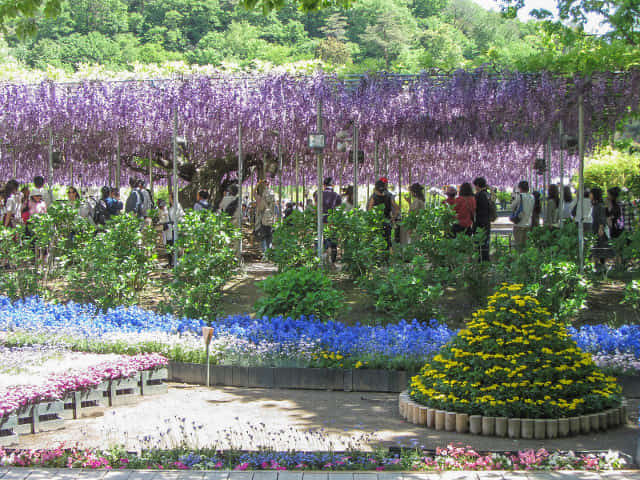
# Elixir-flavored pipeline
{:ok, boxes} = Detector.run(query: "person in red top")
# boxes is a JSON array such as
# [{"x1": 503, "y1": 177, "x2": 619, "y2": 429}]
[{"x1": 452, "y1": 182, "x2": 476, "y2": 236}]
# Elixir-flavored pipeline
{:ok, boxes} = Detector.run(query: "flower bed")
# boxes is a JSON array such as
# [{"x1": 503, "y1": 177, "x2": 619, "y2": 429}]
[
  {"x1": 2, "y1": 295, "x2": 640, "y2": 373},
  {"x1": 0, "y1": 353, "x2": 168, "y2": 423},
  {"x1": 0, "y1": 444, "x2": 627, "y2": 471},
  {"x1": 410, "y1": 285, "x2": 622, "y2": 425}
]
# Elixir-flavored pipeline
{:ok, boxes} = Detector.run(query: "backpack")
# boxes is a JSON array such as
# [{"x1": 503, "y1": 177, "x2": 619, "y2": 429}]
[
  {"x1": 509, "y1": 196, "x2": 523, "y2": 224},
  {"x1": 224, "y1": 197, "x2": 239, "y2": 217},
  {"x1": 196, "y1": 200, "x2": 212, "y2": 211},
  {"x1": 262, "y1": 205, "x2": 275, "y2": 226},
  {"x1": 487, "y1": 194, "x2": 498, "y2": 223},
  {"x1": 93, "y1": 199, "x2": 110, "y2": 225},
  {"x1": 125, "y1": 190, "x2": 142, "y2": 216}
]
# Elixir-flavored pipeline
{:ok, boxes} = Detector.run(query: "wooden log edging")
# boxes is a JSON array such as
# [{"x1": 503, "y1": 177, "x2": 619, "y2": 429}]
[{"x1": 398, "y1": 391, "x2": 627, "y2": 439}]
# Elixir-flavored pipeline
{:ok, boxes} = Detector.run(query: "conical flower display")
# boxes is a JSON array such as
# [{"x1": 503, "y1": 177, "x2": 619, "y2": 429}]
[{"x1": 410, "y1": 284, "x2": 621, "y2": 418}]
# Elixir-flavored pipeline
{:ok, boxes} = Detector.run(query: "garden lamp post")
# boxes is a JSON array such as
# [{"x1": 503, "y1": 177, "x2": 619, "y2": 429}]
[
  {"x1": 202, "y1": 327, "x2": 214, "y2": 387},
  {"x1": 309, "y1": 100, "x2": 326, "y2": 261}
]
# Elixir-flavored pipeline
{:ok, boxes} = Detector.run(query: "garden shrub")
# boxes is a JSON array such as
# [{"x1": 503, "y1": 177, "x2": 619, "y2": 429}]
[
  {"x1": 622, "y1": 280, "x2": 640, "y2": 310},
  {"x1": 410, "y1": 284, "x2": 622, "y2": 418},
  {"x1": 168, "y1": 210, "x2": 240, "y2": 321},
  {"x1": 254, "y1": 267, "x2": 345, "y2": 320},
  {"x1": 401, "y1": 204, "x2": 489, "y2": 299},
  {"x1": 267, "y1": 209, "x2": 318, "y2": 271},
  {"x1": 366, "y1": 256, "x2": 445, "y2": 320},
  {"x1": 0, "y1": 225, "x2": 40, "y2": 299},
  {"x1": 326, "y1": 206, "x2": 389, "y2": 278},
  {"x1": 64, "y1": 213, "x2": 156, "y2": 310}
]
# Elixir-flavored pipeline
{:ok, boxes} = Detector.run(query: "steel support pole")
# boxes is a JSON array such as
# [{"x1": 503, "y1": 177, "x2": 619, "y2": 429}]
[
  {"x1": 398, "y1": 155, "x2": 402, "y2": 212},
  {"x1": 149, "y1": 156, "x2": 153, "y2": 195},
  {"x1": 374, "y1": 140, "x2": 379, "y2": 179},
  {"x1": 353, "y1": 125, "x2": 359, "y2": 209},
  {"x1": 577, "y1": 95, "x2": 585, "y2": 273},
  {"x1": 48, "y1": 128, "x2": 54, "y2": 199},
  {"x1": 316, "y1": 100, "x2": 324, "y2": 261},
  {"x1": 172, "y1": 109, "x2": 179, "y2": 268},
  {"x1": 238, "y1": 122, "x2": 244, "y2": 259},
  {"x1": 278, "y1": 137, "x2": 283, "y2": 219},
  {"x1": 559, "y1": 121, "x2": 565, "y2": 216},
  {"x1": 116, "y1": 134, "x2": 121, "y2": 190},
  {"x1": 295, "y1": 156, "x2": 299, "y2": 206}
]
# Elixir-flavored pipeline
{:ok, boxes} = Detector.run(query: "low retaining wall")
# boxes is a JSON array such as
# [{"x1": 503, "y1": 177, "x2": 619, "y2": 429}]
[
  {"x1": 168, "y1": 363, "x2": 640, "y2": 397},
  {"x1": 168, "y1": 362, "x2": 415, "y2": 393}
]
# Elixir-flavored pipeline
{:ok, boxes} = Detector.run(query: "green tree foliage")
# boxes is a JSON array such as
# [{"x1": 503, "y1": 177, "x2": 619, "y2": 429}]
[{"x1": 1, "y1": 0, "x2": 638, "y2": 73}]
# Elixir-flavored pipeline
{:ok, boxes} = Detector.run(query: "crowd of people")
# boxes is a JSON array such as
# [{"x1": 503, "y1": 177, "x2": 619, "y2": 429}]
[{"x1": 2, "y1": 173, "x2": 637, "y2": 271}]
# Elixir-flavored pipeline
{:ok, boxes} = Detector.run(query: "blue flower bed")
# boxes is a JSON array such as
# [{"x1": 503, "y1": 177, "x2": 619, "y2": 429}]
[
  {"x1": 1, "y1": 296, "x2": 639, "y2": 368},
  {"x1": 0, "y1": 296, "x2": 454, "y2": 362}
]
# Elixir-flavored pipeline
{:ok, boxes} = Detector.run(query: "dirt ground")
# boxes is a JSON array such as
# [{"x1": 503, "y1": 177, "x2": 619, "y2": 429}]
[{"x1": 17, "y1": 385, "x2": 640, "y2": 460}]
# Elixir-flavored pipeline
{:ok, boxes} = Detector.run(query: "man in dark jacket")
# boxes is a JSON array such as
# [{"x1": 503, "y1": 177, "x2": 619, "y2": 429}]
[{"x1": 473, "y1": 177, "x2": 491, "y2": 262}]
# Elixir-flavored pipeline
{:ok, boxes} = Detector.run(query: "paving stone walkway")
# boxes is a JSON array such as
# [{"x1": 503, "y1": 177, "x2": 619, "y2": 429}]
[{"x1": 1, "y1": 469, "x2": 640, "y2": 480}]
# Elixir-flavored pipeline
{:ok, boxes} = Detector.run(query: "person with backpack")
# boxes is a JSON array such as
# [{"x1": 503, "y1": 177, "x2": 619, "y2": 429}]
[
  {"x1": 510, "y1": 180, "x2": 535, "y2": 251},
  {"x1": 219, "y1": 184, "x2": 239, "y2": 218},
  {"x1": 138, "y1": 180, "x2": 154, "y2": 218},
  {"x1": 473, "y1": 177, "x2": 494, "y2": 261},
  {"x1": 367, "y1": 178, "x2": 400, "y2": 249},
  {"x1": 254, "y1": 180, "x2": 276, "y2": 256},
  {"x1": 125, "y1": 179, "x2": 143, "y2": 217},
  {"x1": 194, "y1": 190, "x2": 211, "y2": 211},
  {"x1": 94, "y1": 186, "x2": 112, "y2": 226}
]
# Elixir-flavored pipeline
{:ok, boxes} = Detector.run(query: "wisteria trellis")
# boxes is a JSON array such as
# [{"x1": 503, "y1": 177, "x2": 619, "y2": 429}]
[{"x1": 0, "y1": 69, "x2": 639, "y2": 188}]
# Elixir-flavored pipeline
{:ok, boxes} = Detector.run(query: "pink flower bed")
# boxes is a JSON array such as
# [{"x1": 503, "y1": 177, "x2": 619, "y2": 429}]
[{"x1": 0, "y1": 353, "x2": 167, "y2": 419}]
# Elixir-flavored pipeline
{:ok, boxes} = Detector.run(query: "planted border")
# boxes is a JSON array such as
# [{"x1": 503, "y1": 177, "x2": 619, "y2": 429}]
[{"x1": 399, "y1": 391, "x2": 627, "y2": 439}]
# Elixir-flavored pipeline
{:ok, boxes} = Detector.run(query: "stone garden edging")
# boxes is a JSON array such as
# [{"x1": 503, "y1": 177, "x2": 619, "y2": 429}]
[
  {"x1": 398, "y1": 391, "x2": 627, "y2": 439},
  {"x1": 168, "y1": 362, "x2": 640, "y2": 397}
]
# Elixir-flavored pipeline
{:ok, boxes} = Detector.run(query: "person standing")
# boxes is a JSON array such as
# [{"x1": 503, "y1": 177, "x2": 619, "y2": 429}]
[
  {"x1": 159, "y1": 193, "x2": 184, "y2": 268},
  {"x1": 367, "y1": 178, "x2": 400, "y2": 249},
  {"x1": 473, "y1": 177, "x2": 492, "y2": 261},
  {"x1": 409, "y1": 183, "x2": 426, "y2": 212},
  {"x1": 341, "y1": 185, "x2": 355, "y2": 211},
  {"x1": 590, "y1": 187, "x2": 610, "y2": 272},
  {"x1": 193, "y1": 190, "x2": 211, "y2": 211},
  {"x1": 125, "y1": 179, "x2": 143, "y2": 217},
  {"x1": 510, "y1": 180, "x2": 535, "y2": 250},
  {"x1": 572, "y1": 188, "x2": 592, "y2": 233},
  {"x1": 453, "y1": 182, "x2": 476, "y2": 236},
  {"x1": 544, "y1": 185, "x2": 560, "y2": 228},
  {"x1": 33, "y1": 176, "x2": 54, "y2": 207},
  {"x1": 560, "y1": 186, "x2": 573, "y2": 221},
  {"x1": 322, "y1": 177, "x2": 342, "y2": 263},
  {"x1": 2, "y1": 180, "x2": 21, "y2": 227},
  {"x1": 254, "y1": 180, "x2": 276, "y2": 256}
]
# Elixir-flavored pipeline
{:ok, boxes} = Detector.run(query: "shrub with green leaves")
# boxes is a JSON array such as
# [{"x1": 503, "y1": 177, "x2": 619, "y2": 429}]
[
  {"x1": 168, "y1": 210, "x2": 240, "y2": 321},
  {"x1": 254, "y1": 267, "x2": 345, "y2": 320},
  {"x1": 64, "y1": 213, "x2": 156, "y2": 310},
  {"x1": 367, "y1": 256, "x2": 445, "y2": 320},
  {"x1": 326, "y1": 206, "x2": 389, "y2": 278},
  {"x1": 0, "y1": 225, "x2": 40, "y2": 299},
  {"x1": 267, "y1": 209, "x2": 318, "y2": 271}
]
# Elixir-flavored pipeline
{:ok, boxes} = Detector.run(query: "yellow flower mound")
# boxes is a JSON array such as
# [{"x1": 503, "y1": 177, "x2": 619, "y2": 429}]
[{"x1": 410, "y1": 284, "x2": 621, "y2": 419}]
